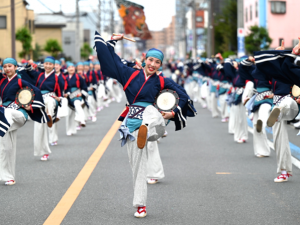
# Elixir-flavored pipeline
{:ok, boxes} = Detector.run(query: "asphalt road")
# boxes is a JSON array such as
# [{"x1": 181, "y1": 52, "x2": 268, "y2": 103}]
[{"x1": 1, "y1": 87, "x2": 300, "y2": 225}]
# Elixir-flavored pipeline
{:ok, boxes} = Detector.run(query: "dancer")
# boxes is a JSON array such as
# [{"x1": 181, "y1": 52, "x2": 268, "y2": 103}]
[
  {"x1": 65, "y1": 63, "x2": 88, "y2": 135},
  {"x1": 94, "y1": 32, "x2": 196, "y2": 218},
  {"x1": 0, "y1": 58, "x2": 48, "y2": 185}
]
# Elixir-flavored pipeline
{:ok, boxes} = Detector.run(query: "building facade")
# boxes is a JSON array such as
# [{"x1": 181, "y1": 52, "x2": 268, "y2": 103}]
[
  {"x1": 146, "y1": 16, "x2": 176, "y2": 59},
  {"x1": 0, "y1": 0, "x2": 35, "y2": 61},
  {"x1": 35, "y1": 13, "x2": 66, "y2": 57},
  {"x1": 244, "y1": 0, "x2": 300, "y2": 49}
]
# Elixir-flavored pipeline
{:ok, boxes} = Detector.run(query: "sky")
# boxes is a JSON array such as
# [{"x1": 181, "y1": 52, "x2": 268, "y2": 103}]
[{"x1": 26, "y1": 0, "x2": 176, "y2": 31}]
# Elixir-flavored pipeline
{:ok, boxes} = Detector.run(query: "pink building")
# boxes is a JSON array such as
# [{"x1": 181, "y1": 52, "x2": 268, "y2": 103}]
[{"x1": 244, "y1": 0, "x2": 300, "y2": 49}]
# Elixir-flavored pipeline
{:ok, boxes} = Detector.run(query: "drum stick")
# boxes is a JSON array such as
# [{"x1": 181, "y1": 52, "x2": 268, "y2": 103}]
[{"x1": 113, "y1": 33, "x2": 136, "y2": 42}]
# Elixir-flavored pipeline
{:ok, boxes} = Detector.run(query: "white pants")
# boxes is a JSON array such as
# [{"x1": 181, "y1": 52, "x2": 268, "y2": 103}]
[
  {"x1": 127, "y1": 105, "x2": 165, "y2": 207},
  {"x1": 127, "y1": 129, "x2": 148, "y2": 207},
  {"x1": 34, "y1": 96, "x2": 55, "y2": 156},
  {"x1": 228, "y1": 104, "x2": 236, "y2": 134},
  {"x1": 242, "y1": 81, "x2": 254, "y2": 103},
  {"x1": 48, "y1": 123, "x2": 58, "y2": 143},
  {"x1": 206, "y1": 83, "x2": 212, "y2": 111},
  {"x1": 273, "y1": 97, "x2": 298, "y2": 174},
  {"x1": 147, "y1": 141, "x2": 165, "y2": 180},
  {"x1": 97, "y1": 83, "x2": 108, "y2": 108},
  {"x1": 233, "y1": 103, "x2": 248, "y2": 141},
  {"x1": 0, "y1": 109, "x2": 26, "y2": 181},
  {"x1": 219, "y1": 94, "x2": 229, "y2": 119},
  {"x1": 211, "y1": 92, "x2": 220, "y2": 117},
  {"x1": 57, "y1": 97, "x2": 68, "y2": 118},
  {"x1": 88, "y1": 95, "x2": 96, "y2": 117},
  {"x1": 66, "y1": 100, "x2": 85, "y2": 134},
  {"x1": 252, "y1": 104, "x2": 271, "y2": 156}
]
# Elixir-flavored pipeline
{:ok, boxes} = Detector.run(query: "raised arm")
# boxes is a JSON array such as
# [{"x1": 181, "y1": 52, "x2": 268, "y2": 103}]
[{"x1": 93, "y1": 31, "x2": 136, "y2": 86}]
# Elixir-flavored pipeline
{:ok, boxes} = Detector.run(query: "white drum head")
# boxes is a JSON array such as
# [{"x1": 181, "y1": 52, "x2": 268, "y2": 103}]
[
  {"x1": 292, "y1": 85, "x2": 300, "y2": 97},
  {"x1": 156, "y1": 92, "x2": 176, "y2": 111},
  {"x1": 18, "y1": 89, "x2": 33, "y2": 105}
]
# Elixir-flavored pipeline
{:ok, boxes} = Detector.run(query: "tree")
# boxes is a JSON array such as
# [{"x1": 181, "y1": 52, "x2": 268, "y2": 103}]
[
  {"x1": 32, "y1": 43, "x2": 43, "y2": 61},
  {"x1": 245, "y1": 25, "x2": 272, "y2": 54},
  {"x1": 44, "y1": 39, "x2": 63, "y2": 58},
  {"x1": 15, "y1": 27, "x2": 32, "y2": 59},
  {"x1": 214, "y1": 0, "x2": 237, "y2": 54},
  {"x1": 80, "y1": 43, "x2": 93, "y2": 60}
]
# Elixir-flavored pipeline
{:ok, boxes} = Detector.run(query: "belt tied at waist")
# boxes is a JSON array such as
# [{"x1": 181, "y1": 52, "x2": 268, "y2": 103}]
[{"x1": 128, "y1": 105, "x2": 146, "y2": 120}]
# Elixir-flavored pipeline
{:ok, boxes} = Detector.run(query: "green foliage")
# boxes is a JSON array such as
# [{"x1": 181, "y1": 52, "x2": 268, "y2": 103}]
[
  {"x1": 214, "y1": 0, "x2": 237, "y2": 54},
  {"x1": 245, "y1": 25, "x2": 272, "y2": 54},
  {"x1": 222, "y1": 51, "x2": 235, "y2": 59},
  {"x1": 32, "y1": 43, "x2": 43, "y2": 61},
  {"x1": 15, "y1": 27, "x2": 32, "y2": 58},
  {"x1": 44, "y1": 39, "x2": 63, "y2": 58},
  {"x1": 80, "y1": 43, "x2": 93, "y2": 60},
  {"x1": 200, "y1": 52, "x2": 207, "y2": 58}
]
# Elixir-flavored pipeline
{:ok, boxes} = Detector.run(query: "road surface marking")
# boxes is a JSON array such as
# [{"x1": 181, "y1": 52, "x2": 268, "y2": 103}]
[{"x1": 44, "y1": 119, "x2": 121, "y2": 225}]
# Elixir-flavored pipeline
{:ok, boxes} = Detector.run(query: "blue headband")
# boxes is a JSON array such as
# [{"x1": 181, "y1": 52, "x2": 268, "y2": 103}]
[
  {"x1": 76, "y1": 62, "x2": 83, "y2": 67},
  {"x1": 67, "y1": 63, "x2": 75, "y2": 68},
  {"x1": 93, "y1": 61, "x2": 100, "y2": 65},
  {"x1": 55, "y1": 60, "x2": 61, "y2": 65},
  {"x1": 60, "y1": 58, "x2": 65, "y2": 61},
  {"x1": 83, "y1": 61, "x2": 90, "y2": 66},
  {"x1": 44, "y1": 56, "x2": 55, "y2": 64},
  {"x1": 146, "y1": 48, "x2": 164, "y2": 63},
  {"x1": 3, "y1": 58, "x2": 17, "y2": 66}
]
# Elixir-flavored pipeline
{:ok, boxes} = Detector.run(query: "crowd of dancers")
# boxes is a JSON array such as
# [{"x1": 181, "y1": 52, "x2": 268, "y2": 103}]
[
  {"x1": 173, "y1": 40, "x2": 300, "y2": 185},
  {"x1": 0, "y1": 56, "x2": 123, "y2": 186},
  {"x1": 2, "y1": 31, "x2": 300, "y2": 219}
]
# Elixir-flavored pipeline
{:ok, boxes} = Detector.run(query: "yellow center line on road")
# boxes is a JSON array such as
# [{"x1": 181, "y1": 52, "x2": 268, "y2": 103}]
[
  {"x1": 44, "y1": 120, "x2": 121, "y2": 225},
  {"x1": 216, "y1": 172, "x2": 232, "y2": 175}
]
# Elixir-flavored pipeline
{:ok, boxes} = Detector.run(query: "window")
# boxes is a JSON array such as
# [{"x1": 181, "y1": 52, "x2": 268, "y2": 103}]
[
  {"x1": 245, "y1": 8, "x2": 248, "y2": 22},
  {"x1": 255, "y1": 2, "x2": 258, "y2": 17},
  {"x1": 250, "y1": 5, "x2": 252, "y2": 21},
  {"x1": 28, "y1": 20, "x2": 31, "y2": 33},
  {"x1": 64, "y1": 37, "x2": 71, "y2": 45},
  {"x1": 271, "y1": 1, "x2": 286, "y2": 14},
  {"x1": 0, "y1": 16, "x2": 7, "y2": 29},
  {"x1": 32, "y1": 20, "x2": 35, "y2": 34},
  {"x1": 196, "y1": 16, "x2": 203, "y2": 22},
  {"x1": 279, "y1": 38, "x2": 284, "y2": 47}
]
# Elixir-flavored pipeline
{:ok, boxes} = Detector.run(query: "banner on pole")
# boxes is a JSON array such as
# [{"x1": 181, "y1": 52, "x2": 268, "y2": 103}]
[
  {"x1": 115, "y1": 0, "x2": 152, "y2": 40},
  {"x1": 237, "y1": 28, "x2": 245, "y2": 57}
]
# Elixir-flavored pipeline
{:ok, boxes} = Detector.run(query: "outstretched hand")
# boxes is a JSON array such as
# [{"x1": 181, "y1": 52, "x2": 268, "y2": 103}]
[
  {"x1": 248, "y1": 56, "x2": 255, "y2": 62},
  {"x1": 112, "y1": 33, "x2": 124, "y2": 41}
]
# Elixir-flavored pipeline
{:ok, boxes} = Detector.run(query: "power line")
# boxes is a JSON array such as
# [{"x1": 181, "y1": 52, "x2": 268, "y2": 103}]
[{"x1": 36, "y1": 0, "x2": 55, "y2": 13}]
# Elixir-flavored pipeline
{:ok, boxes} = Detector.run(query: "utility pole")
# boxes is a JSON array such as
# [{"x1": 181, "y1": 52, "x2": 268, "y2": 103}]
[
  {"x1": 76, "y1": 0, "x2": 80, "y2": 62},
  {"x1": 11, "y1": 0, "x2": 16, "y2": 58},
  {"x1": 98, "y1": 0, "x2": 101, "y2": 32},
  {"x1": 206, "y1": 0, "x2": 211, "y2": 57},
  {"x1": 207, "y1": 0, "x2": 214, "y2": 57},
  {"x1": 110, "y1": 0, "x2": 114, "y2": 34},
  {"x1": 237, "y1": 0, "x2": 244, "y2": 28},
  {"x1": 192, "y1": 0, "x2": 197, "y2": 58},
  {"x1": 211, "y1": 0, "x2": 214, "y2": 56}
]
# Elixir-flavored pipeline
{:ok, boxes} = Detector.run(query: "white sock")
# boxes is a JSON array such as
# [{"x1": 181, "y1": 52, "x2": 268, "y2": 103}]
[{"x1": 281, "y1": 171, "x2": 287, "y2": 175}]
